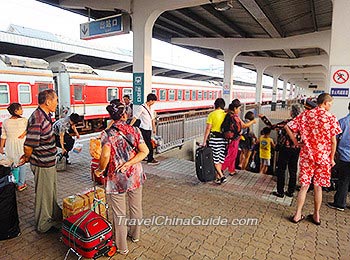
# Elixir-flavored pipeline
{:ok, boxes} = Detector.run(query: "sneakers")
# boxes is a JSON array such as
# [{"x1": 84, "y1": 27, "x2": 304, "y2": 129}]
[
  {"x1": 220, "y1": 176, "x2": 227, "y2": 184},
  {"x1": 147, "y1": 159, "x2": 160, "y2": 165},
  {"x1": 326, "y1": 202, "x2": 345, "y2": 211},
  {"x1": 17, "y1": 184, "x2": 27, "y2": 191}
]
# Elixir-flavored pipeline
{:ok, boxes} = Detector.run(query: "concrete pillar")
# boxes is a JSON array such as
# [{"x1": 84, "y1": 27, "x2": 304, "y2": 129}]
[
  {"x1": 289, "y1": 83, "x2": 294, "y2": 99},
  {"x1": 222, "y1": 52, "x2": 235, "y2": 107},
  {"x1": 282, "y1": 79, "x2": 288, "y2": 108},
  {"x1": 328, "y1": 0, "x2": 350, "y2": 118},
  {"x1": 255, "y1": 65, "x2": 265, "y2": 106},
  {"x1": 271, "y1": 74, "x2": 278, "y2": 111},
  {"x1": 132, "y1": 7, "x2": 161, "y2": 104}
]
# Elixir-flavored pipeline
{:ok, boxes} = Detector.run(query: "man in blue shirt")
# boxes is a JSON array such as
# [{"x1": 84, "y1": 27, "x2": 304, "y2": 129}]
[{"x1": 327, "y1": 102, "x2": 350, "y2": 211}]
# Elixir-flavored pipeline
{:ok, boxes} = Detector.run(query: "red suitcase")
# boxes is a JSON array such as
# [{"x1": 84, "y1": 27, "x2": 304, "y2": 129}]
[
  {"x1": 62, "y1": 210, "x2": 115, "y2": 259},
  {"x1": 90, "y1": 159, "x2": 107, "y2": 185}
]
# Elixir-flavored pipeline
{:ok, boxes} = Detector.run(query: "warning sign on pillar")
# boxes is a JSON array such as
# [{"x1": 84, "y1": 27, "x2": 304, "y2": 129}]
[
  {"x1": 330, "y1": 66, "x2": 350, "y2": 97},
  {"x1": 223, "y1": 84, "x2": 230, "y2": 95}
]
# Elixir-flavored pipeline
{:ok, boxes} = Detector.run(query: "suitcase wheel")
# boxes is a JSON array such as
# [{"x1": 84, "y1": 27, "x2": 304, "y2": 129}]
[{"x1": 106, "y1": 246, "x2": 117, "y2": 257}]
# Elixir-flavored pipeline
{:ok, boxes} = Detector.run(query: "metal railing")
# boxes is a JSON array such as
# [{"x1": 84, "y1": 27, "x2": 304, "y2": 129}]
[
  {"x1": 155, "y1": 100, "x2": 300, "y2": 154},
  {"x1": 156, "y1": 109, "x2": 211, "y2": 153}
]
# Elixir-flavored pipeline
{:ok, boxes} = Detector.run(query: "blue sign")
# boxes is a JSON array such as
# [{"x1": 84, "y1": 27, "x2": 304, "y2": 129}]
[
  {"x1": 133, "y1": 73, "x2": 144, "y2": 105},
  {"x1": 80, "y1": 14, "x2": 130, "y2": 40},
  {"x1": 330, "y1": 88, "x2": 349, "y2": 97}
]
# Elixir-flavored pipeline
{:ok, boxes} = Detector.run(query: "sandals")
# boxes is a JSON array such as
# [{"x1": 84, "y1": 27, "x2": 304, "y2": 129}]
[
  {"x1": 117, "y1": 249, "x2": 129, "y2": 255},
  {"x1": 307, "y1": 214, "x2": 321, "y2": 225},
  {"x1": 289, "y1": 215, "x2": 305, "y2": 224}
]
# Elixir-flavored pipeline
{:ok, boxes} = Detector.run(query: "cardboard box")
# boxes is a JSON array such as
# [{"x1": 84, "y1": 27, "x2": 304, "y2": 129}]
[{"x1": 63, "y1": 187, "x2": 107, "y2": 219}]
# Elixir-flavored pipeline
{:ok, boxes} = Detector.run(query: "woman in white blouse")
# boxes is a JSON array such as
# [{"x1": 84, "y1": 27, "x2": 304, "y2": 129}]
[{"x1": 0, "y1": 103, "x2": 28, "y2": 191}]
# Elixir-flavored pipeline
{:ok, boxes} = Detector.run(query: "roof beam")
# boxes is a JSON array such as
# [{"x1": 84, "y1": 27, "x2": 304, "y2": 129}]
[
  {"x1": 200, "y1": 5, "x2": 249, "y2": 37},
  {"x1": 171, "y1": 72, "x2": 196, "y2": 79},
  {"x1": 161, "y1": 13, "x2": 209, "y2": 37},
  {"x1": 310, "y1": 0, "x2": 318, "y2": 31},
  {"x1": 155, "y1": 20, "x2": 192, "y2": 37},
  {"x1": 238, "y1": 0, "x2": 297, "y2": 58},
  {"x1": 152, "y1": 68, "x2": 170, "y2": 76},
  {"x1": 98, "y1": 62, "x2": 131, "y2": 71},
  {"x1": 176, "y1": 9, "x2": 228, "y2": 37}
]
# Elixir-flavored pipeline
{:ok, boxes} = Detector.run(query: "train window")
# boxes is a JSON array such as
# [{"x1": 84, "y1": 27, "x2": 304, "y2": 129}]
[
  {"x1": 204, "y1": 91, "x2": 207, "y2": 100},
  {"x1": 169, "y1": 89, "x2": 175, "y2": 101},
  {"x1": 18, "y1": 84, "x2": 31, "y2": 104},
  {"x1": 122, "y1": 88, "x2": 133, "y2": 101},
  {"x1": 159, "y1": 89, "x2": 166, "y2": 101},
  {"x1": 185, "y1": 90, "x2": 190, "y2": 100},
  {"x1": 38, "y1": 83, "x2": 50, "y2": 93},
  {"x1": 107, "y1": 88, "x2": 118, "y2": 102},
  {"x1": 192, "y1": 90, "x2": 196, "y2": 100},
  {"x1": 214, "y1": 92, "x2": 217, "y2": 99},
  {"x1": 74, "y1": 85, "x2": 83, "y2": 101},
  {"x1": 177, "y1": 90, "x2": 183, "y2": 100},
  {"x1": 209, "y1": 91, "x2": 212, "y2": 99},
  {"x1": 0, "y1": 84, "x2": 9, "y2": 104},
  {"x1": 151, "y1": 89, "x2": 156, "y2": 95},
  {"x1": 198, "y1": 91, "x2": 202, "y2": 100}
]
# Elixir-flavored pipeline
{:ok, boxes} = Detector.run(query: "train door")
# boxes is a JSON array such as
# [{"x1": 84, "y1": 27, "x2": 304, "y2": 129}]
[{"x1": 71, "y1": 84, "x2": 86, "y2": 115}]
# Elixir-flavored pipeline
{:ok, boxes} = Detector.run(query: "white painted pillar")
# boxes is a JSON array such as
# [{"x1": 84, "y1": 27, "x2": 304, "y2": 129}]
[
  {"x1": 271, "y1": 74, "x2": 279, "y2": 111},
  {"x1": 255, "y1": 65, "x2": 265, "y2": 105},
  {"x1": 132, "y1": 6, "x2": 161, "y2": 104},
  {"x1": 222, "y1": 52, "x2": 235, "y2": 107},
  {"x1": 282, "y1": 79, "x2": 288, "y2": 108},
  {"x1": 289, "y1": 83, "x2": 294, "y2": 99},
  {"x1": 328, "y1": 0, "x2": 350, "y2": 118}
]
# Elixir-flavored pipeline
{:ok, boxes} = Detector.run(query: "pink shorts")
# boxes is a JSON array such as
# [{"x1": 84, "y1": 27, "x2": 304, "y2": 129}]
[{"x1": 299, "y1": 154, "x2": 331, "y2": 187}]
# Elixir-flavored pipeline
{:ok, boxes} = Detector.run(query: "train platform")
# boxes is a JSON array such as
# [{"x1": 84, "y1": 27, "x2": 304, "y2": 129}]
[{"x1": 1, "y1": 135, "x2": 349, "y2": 260}]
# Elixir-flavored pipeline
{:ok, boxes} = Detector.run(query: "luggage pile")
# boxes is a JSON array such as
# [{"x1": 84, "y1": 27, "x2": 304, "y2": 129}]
[
  {"x1": 62, "y1": 187, "x2": 107, "y2": 219},
  {"x1": 62, "y1": 187, "x2": 116, "y2": 259}
]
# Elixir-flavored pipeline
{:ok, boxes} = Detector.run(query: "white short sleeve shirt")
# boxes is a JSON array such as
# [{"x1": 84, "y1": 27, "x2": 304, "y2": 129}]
[{"x1": 134, "y1": 103, "x2": 155, "y2": 130}]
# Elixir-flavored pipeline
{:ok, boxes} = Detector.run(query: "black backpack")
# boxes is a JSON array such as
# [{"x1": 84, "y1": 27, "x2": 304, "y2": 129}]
[{"x1": 221, "y1": 112, "x2": 241, "y2": 141}]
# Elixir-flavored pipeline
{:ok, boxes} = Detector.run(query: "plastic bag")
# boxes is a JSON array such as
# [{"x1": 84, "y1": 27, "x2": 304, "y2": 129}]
[{"x1": 73, "y1": 141, "x2": 83, "y2": 154}]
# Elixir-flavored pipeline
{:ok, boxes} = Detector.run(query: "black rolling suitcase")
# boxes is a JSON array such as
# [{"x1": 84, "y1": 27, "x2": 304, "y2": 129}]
[
  {"x1": 0, "y1": 165, "x2": 20, "y2": 240},
  {"x1": 195, "y1": 146, "x2": 216, "y2": 182}
]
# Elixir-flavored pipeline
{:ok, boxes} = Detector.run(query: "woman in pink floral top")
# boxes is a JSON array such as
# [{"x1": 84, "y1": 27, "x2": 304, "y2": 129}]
[{"x1": 95, "y1": 101, "x2": 149, "y2": 255}]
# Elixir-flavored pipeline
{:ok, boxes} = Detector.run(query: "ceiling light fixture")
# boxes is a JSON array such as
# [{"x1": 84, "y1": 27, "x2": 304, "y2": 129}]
[{"x1": 209, "y1": 0, "x2": 233, "y2": 12}]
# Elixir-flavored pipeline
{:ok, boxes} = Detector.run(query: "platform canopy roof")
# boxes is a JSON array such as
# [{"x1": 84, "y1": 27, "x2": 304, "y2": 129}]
[{"x1": 36, "y1": 0, "x2": 331, "y2": 63}]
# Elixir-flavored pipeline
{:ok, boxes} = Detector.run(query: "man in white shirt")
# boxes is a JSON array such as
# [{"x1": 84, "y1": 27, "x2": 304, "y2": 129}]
[{"x1": 130, "y1": 93, "x2": 159, "y2": 165}]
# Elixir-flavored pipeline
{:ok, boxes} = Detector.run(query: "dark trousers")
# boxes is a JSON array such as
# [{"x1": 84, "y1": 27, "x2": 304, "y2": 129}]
[
  {"x1": 276, "y1": 147, "x2": 300, "y2": 194},
  {"x1": 334, "y1": 160, "x2": 350, "y2": 208},
  {"x1": 55, "y1": 133, "x2": 75, "y2": 158},
  {"x1": 140, "y1": 128, "x2": 153, "y2": 162}
]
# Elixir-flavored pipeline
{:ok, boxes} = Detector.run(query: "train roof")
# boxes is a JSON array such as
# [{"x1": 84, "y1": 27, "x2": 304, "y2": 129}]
[
  {"x1": 49, "y1": 61, "x2": 95, "y2": 74},
  {"x1": 0, "y1": 54, "x2": 49, "y2": 69}
]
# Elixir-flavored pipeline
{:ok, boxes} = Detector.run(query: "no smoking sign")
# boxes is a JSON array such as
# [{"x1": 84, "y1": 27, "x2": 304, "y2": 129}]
[
  {"x1": 331, "y1": 66, "x2": 350, "y2": 87},
  {"x1": 333, "y1": 69, "x2": 349, "y2": 84}
]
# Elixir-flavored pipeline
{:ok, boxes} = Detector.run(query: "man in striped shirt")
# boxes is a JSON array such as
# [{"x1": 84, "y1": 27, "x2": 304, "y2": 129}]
[{"x1": 19, "y1": 89, "x2": 62, "y2": 233}]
